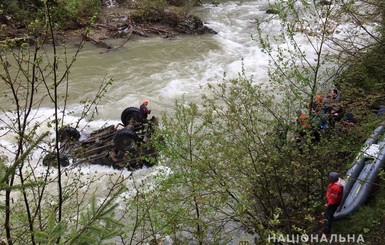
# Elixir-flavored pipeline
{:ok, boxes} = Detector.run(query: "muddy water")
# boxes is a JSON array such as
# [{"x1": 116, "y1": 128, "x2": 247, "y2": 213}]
[{"x1": 1, "y1": 1, "x2": 272, "y2": 122}]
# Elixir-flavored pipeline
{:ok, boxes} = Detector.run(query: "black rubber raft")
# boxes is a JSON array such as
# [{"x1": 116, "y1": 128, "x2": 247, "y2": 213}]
[{"x1": 334, "y1": 121, "x2": 385, "y2": 220}]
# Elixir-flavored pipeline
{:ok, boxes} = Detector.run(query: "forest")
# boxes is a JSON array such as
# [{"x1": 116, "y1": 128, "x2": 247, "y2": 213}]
[{"x1": 1, "y1": 0, "x2": 385, "y2": 244}]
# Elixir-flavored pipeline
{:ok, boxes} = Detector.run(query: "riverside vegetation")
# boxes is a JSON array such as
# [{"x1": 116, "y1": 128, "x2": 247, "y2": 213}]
[
  {"x1": 1, "y1": 0, "x2": 385, "y2": 244},
  {"x1": 0, "y1": 0, "x2": 216, "y2": 47}
]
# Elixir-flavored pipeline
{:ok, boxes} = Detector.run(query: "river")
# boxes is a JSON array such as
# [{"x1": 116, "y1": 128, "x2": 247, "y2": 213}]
[
  {"x1": 0, "y1": 0, "x2": 373, "y2": 129},
  {"x1": 1, "y1": 0, "x2": 272, "y2": 118},
  {"x1": 1, "y1": 0, "x2": 280, "y2": 154},
  {"x1": 0, "y1": 0, "x2": 273, "y2": 152},
  {"x1": 0, "y1": 0, "x2": 272, "y2": 239}
]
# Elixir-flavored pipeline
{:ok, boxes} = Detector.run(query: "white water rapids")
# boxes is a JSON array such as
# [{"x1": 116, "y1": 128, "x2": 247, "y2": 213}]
[
  {"x1": 67, "y1": 0, "x2": 273, "y2": 118},
  {"x1": 1, "y1": 0, "x2": 278, "y2": 177}
]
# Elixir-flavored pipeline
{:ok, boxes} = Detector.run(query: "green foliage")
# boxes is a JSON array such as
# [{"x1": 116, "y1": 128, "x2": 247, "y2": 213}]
[
  {"x1": 65, "y1": 193, "x2": 125, "y2": 244},
  {"x1": 335, "y1": 44, "x2": 385, "y2": 123},
  {"x1": 0, "y1": 0, "x2": 100, "y2": 31},
  {"x1": 33, "y1": 193, "x2": 124, "y2": 244},
  {"x1": 60, "y1": 0, "x2": 100, "y2": 24},
  {"x1": 0, "y1": 0, "x2": 44, "y2": 26},
  {"x1": 0, "y1": 158, "x2": 7, "y2": 196},
  {"x1": 142, "y1": 0, "x2": 382, "y2": 241},
  {"x1": 136, "y1": 0, "x2": 199, "y2": 22},
  {"x1": 149, "y1": 72, "x2": 364, "y2": 242},
  {"x1": 34, "y1": 213, "x2": 68, "y2": 244},
  {"x1": 48, "y1": 0, "x2": 100, "y2": 29},
  {"x1": 337, "y1": 45, "x2": 385, "y2": 92},
  {"x1": 137, "y1": 0, "x2": 169, "y2": 22},
  {"x1": 139, "y1": 0, "x2": 168, "y2": 13}
]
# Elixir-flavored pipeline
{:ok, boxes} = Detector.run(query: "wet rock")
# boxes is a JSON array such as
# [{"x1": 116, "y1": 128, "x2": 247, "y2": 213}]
[
  {"x1": 266, "y1": 9, "x2": 279, "y2": 15},
  {"x1": 176, "y1": 15, "x2": 217, "y2": 34}
]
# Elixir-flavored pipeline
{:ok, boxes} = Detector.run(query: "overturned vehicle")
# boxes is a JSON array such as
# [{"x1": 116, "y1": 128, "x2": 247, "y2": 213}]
[{"x1": 43, "y1": 107, "x2": 158, "y2": 170}]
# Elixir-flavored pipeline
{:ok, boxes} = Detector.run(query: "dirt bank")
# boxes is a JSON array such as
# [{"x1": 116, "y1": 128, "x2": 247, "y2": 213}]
[
  {"x1": 0, "y1": 1, "x2": 217, "y2": 49},
  {"x1": 83, "y1": 3, "x2": 217, "y2": 50}
]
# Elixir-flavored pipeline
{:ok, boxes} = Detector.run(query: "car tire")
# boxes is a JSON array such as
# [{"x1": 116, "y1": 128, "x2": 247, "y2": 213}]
[
  {"x1": 114, "y1": 129, "x2": 138, "y2": 151},
  {"x1": 121, "y1": 107, "x2": 141, "y2": 126},
  {"x1": 58, "y1": 126, "x2": 80, "y2": 142}
]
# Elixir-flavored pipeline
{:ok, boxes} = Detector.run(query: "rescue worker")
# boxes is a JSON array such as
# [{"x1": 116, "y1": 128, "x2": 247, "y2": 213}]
[
  {"x1": 140, "y1": 99, "x2": 151, "y2": 121},
  {"x1": 322, "y1": 172, "x2": 344, "y2": 235},
  {"x1": 331, "y1": 89, "x2": 341, "y2": 102},
  {"x1": 296, "y1": 110, "x2": 310, "y2": 128}
]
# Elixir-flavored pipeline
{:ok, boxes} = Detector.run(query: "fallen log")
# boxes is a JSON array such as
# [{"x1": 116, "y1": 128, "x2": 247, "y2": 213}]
[
  {"x1": 117, "y1": 27, "x2": 133, "y2": 48},
  {"x1": 100, "y1": 27, "x2": 133, "y2": 54},
  {"x1": 82, "y1": 33, "x2": 112, "y2": 49}
]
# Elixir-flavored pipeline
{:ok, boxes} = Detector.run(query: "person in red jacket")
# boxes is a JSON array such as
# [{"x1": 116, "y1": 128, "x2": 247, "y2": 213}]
[
  {"x1": 322, "y1": 172, "x2": 344, "y2": 235},
  {"x1": 139, "y1": 99, "x2": 151, "y2": 121}
]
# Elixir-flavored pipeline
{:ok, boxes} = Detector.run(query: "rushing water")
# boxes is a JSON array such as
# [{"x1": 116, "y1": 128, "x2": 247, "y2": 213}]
[
  {"x1": 0, "y1": 0, "x2": 373, "y2": 128},
  {"x1": 0, "y1": 0, "x2": 272, "y2": 196},
  {"x1": 1, "y1": 0, "x2": 280, "y2": 154},
  {"x1": 2, "y1": 0, "x2": 273, "y2": 119}
]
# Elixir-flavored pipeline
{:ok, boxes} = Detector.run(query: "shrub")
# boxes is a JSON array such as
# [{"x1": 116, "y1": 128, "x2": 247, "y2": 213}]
[
  {"x1": 55, "y1": 0, "x2": 100, "y2": 28},
  {"x1": 137, "y1": 0, "x2": 168, "y2": 21}
]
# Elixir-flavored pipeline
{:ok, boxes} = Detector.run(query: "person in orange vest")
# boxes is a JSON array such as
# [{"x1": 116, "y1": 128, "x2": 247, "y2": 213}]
[
  {"x1": 296, "y1": 110, "x2": 310, "y2": 128},
  {"x1": 309, "y1": 93, "x2": 324, "y2": 113},
  {"x1": 322, "y1": 172, "x2": 344, "y2": 235}
]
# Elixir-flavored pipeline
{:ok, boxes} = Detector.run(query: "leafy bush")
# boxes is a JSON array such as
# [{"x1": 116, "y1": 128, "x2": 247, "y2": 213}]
[
  {"x1": 137, "y1": 0, "x2": 168, "y2": 21},
  {"x1": 338, "y1": 43, "x2": 385, "y2": 92},
  {"x1": 0, "y1": 0, "x2": 100, "y2": 30},
  {"x1": 54, "y1": 0, "x2": 100, "y2": 28},
  {"x1": 61, "y1": 0, "x2": 100, "y2": 19},
  {"x1": 0, "y1": 0, "x2": 44, "y2": 27}
]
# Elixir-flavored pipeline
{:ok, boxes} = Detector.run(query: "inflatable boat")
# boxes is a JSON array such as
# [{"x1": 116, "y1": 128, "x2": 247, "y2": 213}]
[{"x1": 334, "y1": 122, "x2": 385, "y2": 220}]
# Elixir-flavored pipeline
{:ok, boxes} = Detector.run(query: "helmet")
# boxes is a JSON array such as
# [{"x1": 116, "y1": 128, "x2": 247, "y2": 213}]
[
  {"x1": 329, "y1": 172, "x2": 339, "y2": 182},
  {"x1": 143, "y1": 99, "x2": 149, "y2": 104}
]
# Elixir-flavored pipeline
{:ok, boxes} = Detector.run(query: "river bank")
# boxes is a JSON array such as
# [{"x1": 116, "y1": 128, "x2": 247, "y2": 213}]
[{"x1": 0, "y1": 1, "x2": 217, "y2": 49}]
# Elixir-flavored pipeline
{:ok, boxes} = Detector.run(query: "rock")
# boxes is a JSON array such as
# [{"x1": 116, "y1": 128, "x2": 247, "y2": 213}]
[
  {"x1": 176, "y1": 15, "x2": 217, "y2": 35},
  {"x1": 266, "y1": 9, "x2": 279, "y2": 15}
]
